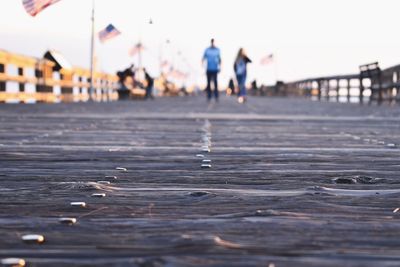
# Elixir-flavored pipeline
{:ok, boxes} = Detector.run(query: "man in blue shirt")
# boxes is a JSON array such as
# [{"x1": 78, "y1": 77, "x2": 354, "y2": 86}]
[{"x1": 202, "y1": 39, "x2": 221, "y2": 102}]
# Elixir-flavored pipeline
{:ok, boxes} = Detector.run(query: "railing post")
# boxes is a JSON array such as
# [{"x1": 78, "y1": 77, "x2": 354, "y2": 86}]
[
  {"x1": 78, "y1": 76, "x2": 82, "y2": 102},
  {"x1": 336, "y1": 79, "x2": 340, "y2": 102},
  {"x1": 101, "y1": 79, "x2": 106, "y2": 102},
  {"x1": 397, "y1": 72, "x2": 400, "y2": 103},
  {"x1": 18, "y1": 67, "x2": 25, "y2": 94},
  {"x1": 317, "y1": 80, "x2": 321, "y2": 101},
  {"x1": 83, "y1": 75, "x2": 89, "y2": 102},
  {"x1": 326, "y1": 79, "x2": 330, "y2": 101},
  {"x1": 104, "y1": 80, "x2": 108, "y2": 102},
  {"x1": 347, "y1": 79, "x2": 351, "y2": 103},
  {"x1": 35, "y1": 62, "x2": 43, "y2": 99},
  {"x1": 0, "y1": 63, "x2": 5, "y2": 100},
  {"x1": 106, "y1": 79, "x2": 111, "y2": 102},
  {"x1": 87, "y1": 77, "x2": 93, "y2": 102},
  {"x1": 62, "y1": 70, "x2": 74, "y2": 103},
  {"x1": 359, "y1": 77, "x2": 364, "y2": 104},
  {"x1": 389, "y1": 72, "x2": 394, "y2": 103}
]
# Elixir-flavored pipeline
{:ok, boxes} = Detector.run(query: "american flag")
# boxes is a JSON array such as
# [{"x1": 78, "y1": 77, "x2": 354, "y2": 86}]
[
  {"x1": 22, "y1": 0, "x2": 61, "y2": 17},
  {"x1": 260, "y1": 54, "x2": 274, "y2": 65},
  {"x1": 98, "y1": 24, "x2": 121, "y2": 43},
  {"x1": 129, "y1": 43, "x2": 145, "y2": 57}
]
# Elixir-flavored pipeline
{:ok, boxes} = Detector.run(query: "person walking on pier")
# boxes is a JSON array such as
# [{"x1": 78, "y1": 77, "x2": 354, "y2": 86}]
[
  {"x1": 227, "y1": 78, "x2": 235, "y2": 95},
  {"x1": 234, "y1": 48, "x2": 252, "y2": 103},
  {"x1": 202, "y1": 39, "x2": 222, "y2": 102},
  {"x1": 116, "y1": 64, "x2": 135, "y2": 100},
  {"x1": 143, "y1": 68, "x2": 154, "y2": 100}
]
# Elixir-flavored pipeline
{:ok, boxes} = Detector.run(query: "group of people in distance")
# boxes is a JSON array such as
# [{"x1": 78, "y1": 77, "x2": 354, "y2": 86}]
[
  {"x1": 116, "y1": 65, "x2": 154, "y2": 100},
  {"x1": 117, "y1": 38, "x2": 251, "y2": 103},
  {"x1": 202, "y1": 38, "x2": 252, "y2": 104}
]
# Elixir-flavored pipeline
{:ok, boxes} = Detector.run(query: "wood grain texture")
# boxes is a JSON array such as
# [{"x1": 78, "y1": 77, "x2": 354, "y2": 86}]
[{"x1": 0, "y1": 96, "x2": 400, "y2": 266}]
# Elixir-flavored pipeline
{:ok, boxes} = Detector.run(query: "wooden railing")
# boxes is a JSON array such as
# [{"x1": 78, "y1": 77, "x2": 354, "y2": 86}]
[
  {"x1": 256, "y1": 63, "x2": 400, "y2": 104},
  {"x1": 0, "y1": 50, "x2": 119, "y2": 103}
]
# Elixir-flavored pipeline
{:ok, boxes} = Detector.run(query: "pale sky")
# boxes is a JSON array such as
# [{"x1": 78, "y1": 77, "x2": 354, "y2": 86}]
[{"x1": 1, "y1": 0, "x2": 400, "y2": 87}]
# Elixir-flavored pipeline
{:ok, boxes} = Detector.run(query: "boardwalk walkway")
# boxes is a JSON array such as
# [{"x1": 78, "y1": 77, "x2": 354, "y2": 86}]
[{"x1": 1, "y1": 96, "x2": 400, "y2": 267}]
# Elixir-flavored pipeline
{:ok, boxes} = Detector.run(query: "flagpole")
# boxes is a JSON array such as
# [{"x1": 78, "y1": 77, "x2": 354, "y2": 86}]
[{"x1": 89, "y1": 0, "x2": 95, "y2": 101}]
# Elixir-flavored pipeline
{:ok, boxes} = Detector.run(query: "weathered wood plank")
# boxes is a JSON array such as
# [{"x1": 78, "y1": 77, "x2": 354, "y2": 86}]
[{"x1": 0, "y1": 97, "x2": 399, "y2": 266}]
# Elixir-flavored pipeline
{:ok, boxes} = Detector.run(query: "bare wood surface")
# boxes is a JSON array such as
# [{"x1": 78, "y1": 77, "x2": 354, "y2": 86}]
[{"x1": 0, "y1": 97, "x2": 400, "y2": 266}]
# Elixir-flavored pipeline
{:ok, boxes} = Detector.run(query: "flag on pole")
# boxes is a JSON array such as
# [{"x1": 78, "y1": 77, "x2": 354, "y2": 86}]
[
  {"x1": 22, "y1": 0, "x2": 61, "y2": 17},
  {"x1": 260, "y1": 54, "x2": 274, "y2": 65},
  {"x1": 98, "y1": 24, "x2": 121, "y2": 43},
  {"x1": 129, "y1": 43, "x2": 145, "y2": 57}
]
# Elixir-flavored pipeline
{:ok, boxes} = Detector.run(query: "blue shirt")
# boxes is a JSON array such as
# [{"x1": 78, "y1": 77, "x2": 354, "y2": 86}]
[{"x1": 203, "y1": 47, "x2": 221, "y2": 72}]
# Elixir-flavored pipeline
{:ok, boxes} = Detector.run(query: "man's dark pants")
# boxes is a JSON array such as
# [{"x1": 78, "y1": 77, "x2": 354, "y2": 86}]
[{"x1": 206, "y1": 71, "x2": 219, "y2": 101}]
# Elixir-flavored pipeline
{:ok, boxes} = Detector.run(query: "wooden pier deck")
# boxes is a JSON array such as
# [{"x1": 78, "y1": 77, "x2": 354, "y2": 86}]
[{"x1": 1, "y1": 96, "x2": 400, "y2": 267}]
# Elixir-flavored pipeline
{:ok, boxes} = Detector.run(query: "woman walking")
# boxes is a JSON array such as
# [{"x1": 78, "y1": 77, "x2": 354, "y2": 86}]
[{"x1": 234, "y1": 48, "x2": 252, "y2": 103}]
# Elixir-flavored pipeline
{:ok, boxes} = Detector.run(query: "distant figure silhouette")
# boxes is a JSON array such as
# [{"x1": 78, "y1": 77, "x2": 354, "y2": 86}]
[
  {"x1": 202, "y1": 39, "x2": 221, "y2": 102},
  {"x1": 234, "y1": 48, "x2": 252, "y2": 103},
  {"x1": 143, "y1": 68, "x2": 154, "y2": 100},
  {"x1": 116, "y1": 64, "x2": 135, "y2": 100},
  {"x1": 228, "y1": 78, "x2": 235, "y2": 95}
]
